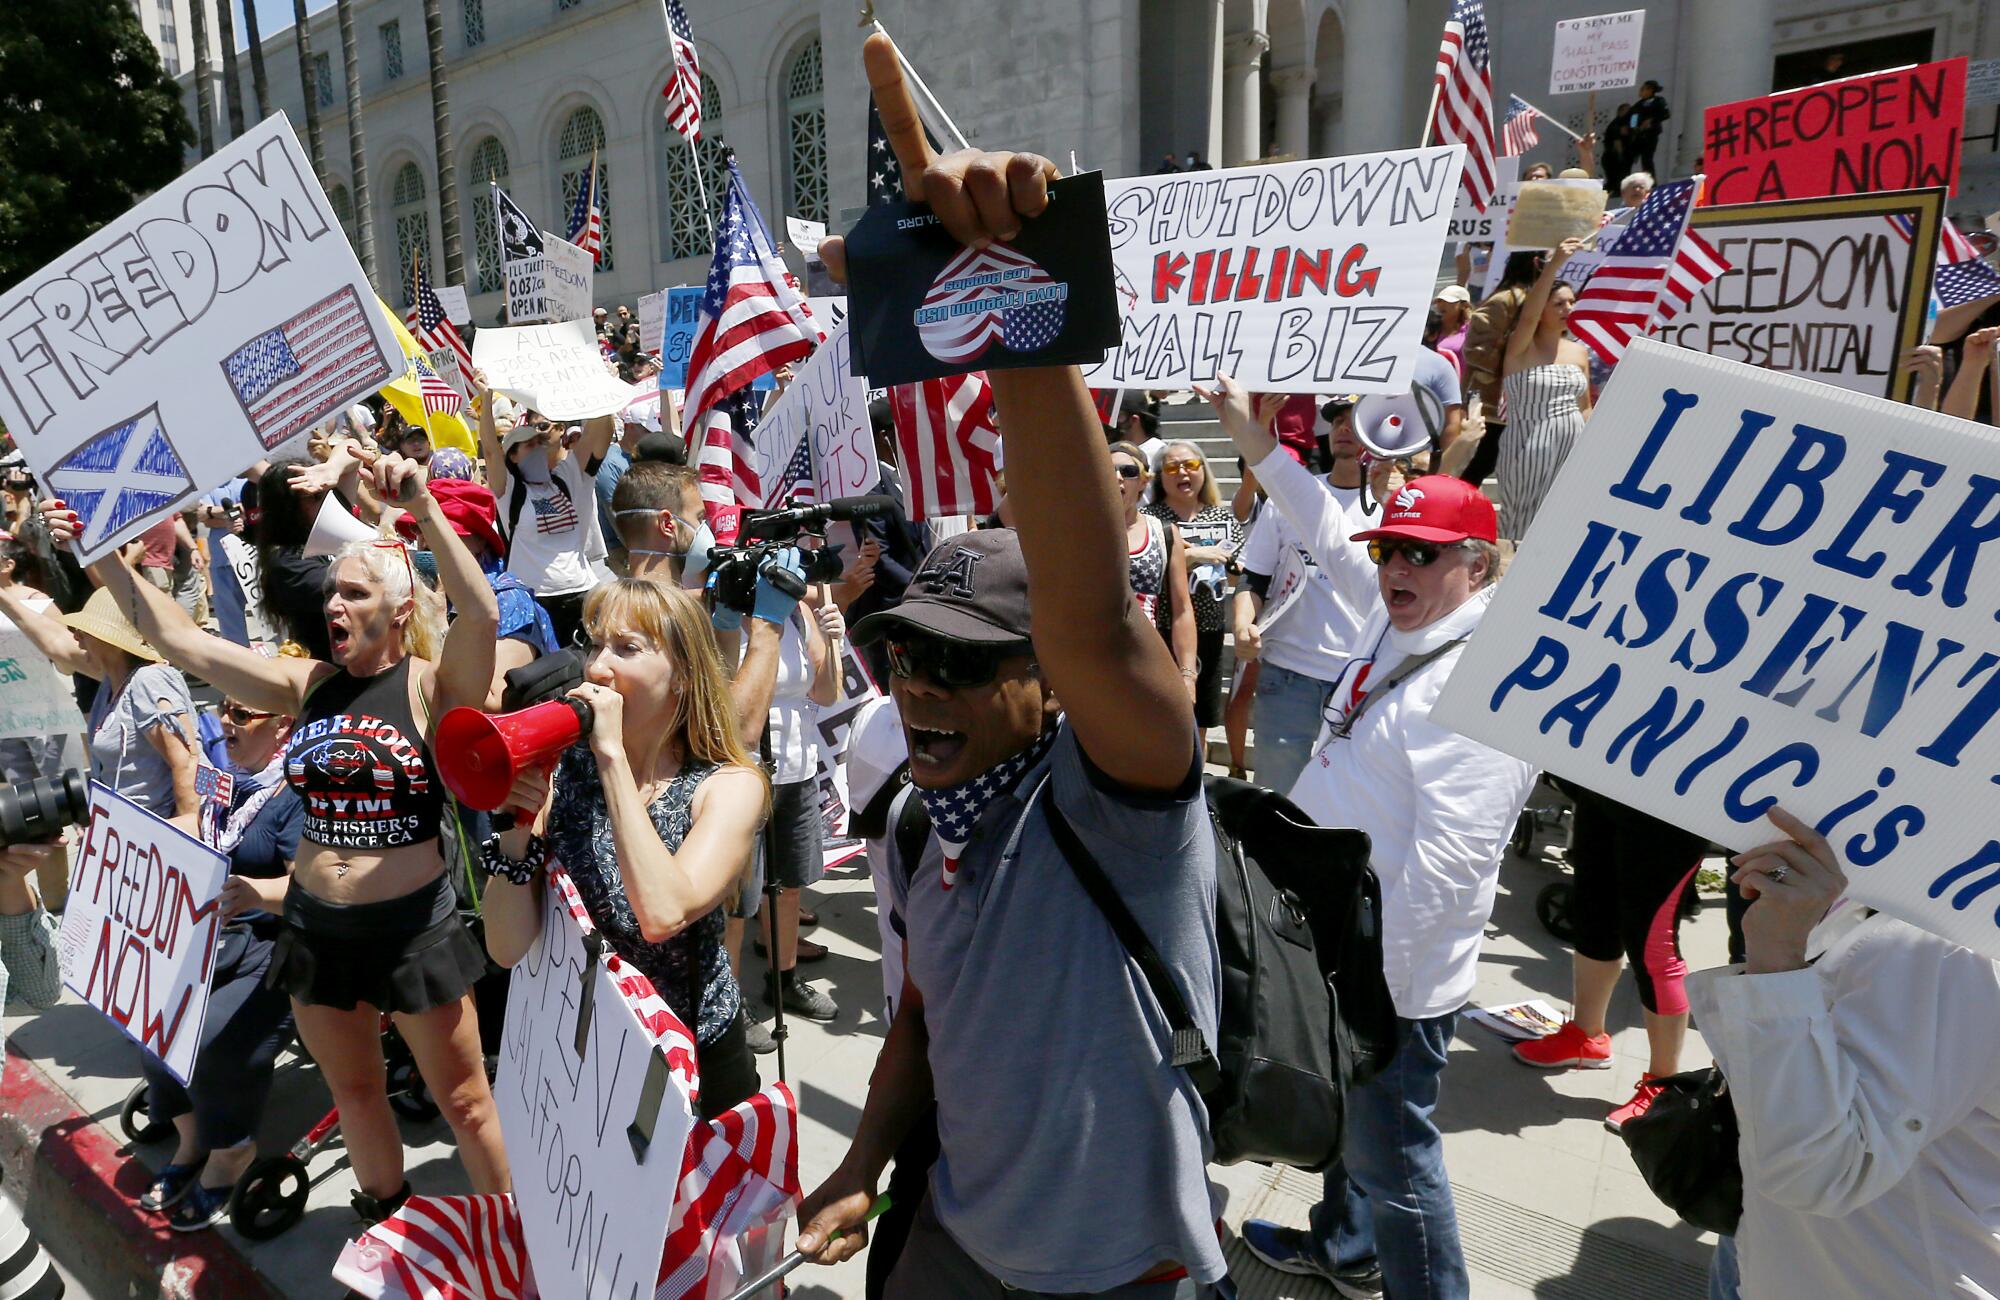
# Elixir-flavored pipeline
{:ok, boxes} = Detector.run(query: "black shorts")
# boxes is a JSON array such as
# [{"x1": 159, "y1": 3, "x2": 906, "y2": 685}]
[
  {"x1": 268, "y1": 872, "x2": 488, "y2": 1014},
  {"x1": 1567, "y1": 785, "x2": 1708, "y2": 1015},
  {"x1": 760, "y1": 778, "x2": 825, "y2": 891}
]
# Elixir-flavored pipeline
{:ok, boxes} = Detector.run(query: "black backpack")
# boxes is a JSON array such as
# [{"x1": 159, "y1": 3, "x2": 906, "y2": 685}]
[{"x1": 1046, "y1": 774, "x2": 1396, "y2": 1171}]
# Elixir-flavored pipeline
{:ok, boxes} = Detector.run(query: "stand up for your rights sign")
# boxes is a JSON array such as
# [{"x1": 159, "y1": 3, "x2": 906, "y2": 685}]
[
  {"x1": 1080, "y1": 146, "x2": 1464, "y2": 394},
  {"x1": 1702, "y1": 57, "x2": 1969, "y2": 205},
  {"x1": 0, "y1": 115, "x2": 399, "y2": 565},
  {"x1": 1434, "y1": 341, "x2": 2000, "y2": 961}
]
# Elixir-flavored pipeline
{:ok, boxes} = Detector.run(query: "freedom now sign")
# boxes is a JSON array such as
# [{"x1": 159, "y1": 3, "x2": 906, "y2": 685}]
[{"x1": 1434, "y1": 341, "x2": 2000, "y2": 960}]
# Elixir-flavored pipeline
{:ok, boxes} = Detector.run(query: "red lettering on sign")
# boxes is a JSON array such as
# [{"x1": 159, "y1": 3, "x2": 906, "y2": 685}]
[{"x1": 1336, "y1": 245, "x2": 1381, "y2": 298}]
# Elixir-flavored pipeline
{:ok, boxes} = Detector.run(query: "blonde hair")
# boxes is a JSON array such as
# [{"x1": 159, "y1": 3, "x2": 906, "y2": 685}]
[
  {"x1": 1107, "y1": 441, "x2": 1152, "y2": 476},
  {"x1": 1149, "y1": 441, "x2": 1219, "y2": 508},
  {"x1": 325, "y1": 538, "x2": 445, "y2": 661},
  {"x1": 583, "y1": 579, "x2": 768, "y2": 794}
]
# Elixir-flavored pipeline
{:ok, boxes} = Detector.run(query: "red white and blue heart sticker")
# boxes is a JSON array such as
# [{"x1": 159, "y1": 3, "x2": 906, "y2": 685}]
[{"x1": 915, "y1": 243, "x2": 1069, "y2": 364}]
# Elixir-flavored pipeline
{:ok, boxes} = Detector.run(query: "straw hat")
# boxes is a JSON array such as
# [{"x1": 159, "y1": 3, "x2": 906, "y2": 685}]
[{"x1": 60, "y1": 588, "x2": 162, "y2": 663}]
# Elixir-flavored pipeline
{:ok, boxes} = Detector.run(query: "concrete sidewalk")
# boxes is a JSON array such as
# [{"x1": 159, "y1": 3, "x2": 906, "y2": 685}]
[{"x1": 2, "y1": 827, "x2": 1722, "y2": 1299}]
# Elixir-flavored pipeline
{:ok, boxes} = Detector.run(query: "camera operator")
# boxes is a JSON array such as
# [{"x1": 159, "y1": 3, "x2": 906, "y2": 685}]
[
  {"x1": 795, "y1": 38, "x2": 1222, "y2": 1297},
  {"x1": 480, "y1": 578, "x2": 773, "y2": 1118}
]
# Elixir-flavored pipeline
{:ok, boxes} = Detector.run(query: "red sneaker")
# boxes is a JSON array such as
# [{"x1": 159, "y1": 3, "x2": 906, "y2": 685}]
[
  {"x1": 1605, "y1": 1074, "x2": 1666, "y2": 1133},
  {"x1": 1512, "y1": 1020, "x2": 1613, "y2": 1070}
]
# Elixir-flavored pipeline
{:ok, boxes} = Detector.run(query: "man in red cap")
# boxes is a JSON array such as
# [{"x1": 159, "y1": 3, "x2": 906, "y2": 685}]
[{"x1": 1203, "y1": 376, "x2": 1537, "y2": 1300}]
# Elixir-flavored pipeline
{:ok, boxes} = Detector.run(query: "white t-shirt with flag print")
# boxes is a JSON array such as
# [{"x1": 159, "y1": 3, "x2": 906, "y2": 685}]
[{"x1": 501, "y1": 452, "x2": 608, "y2": 598}]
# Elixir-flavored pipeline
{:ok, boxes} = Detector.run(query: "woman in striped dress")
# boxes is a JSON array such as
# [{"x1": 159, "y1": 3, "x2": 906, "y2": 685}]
[{"x1": 1500, "y1": 237, "x2": 1595, "y2": 542}]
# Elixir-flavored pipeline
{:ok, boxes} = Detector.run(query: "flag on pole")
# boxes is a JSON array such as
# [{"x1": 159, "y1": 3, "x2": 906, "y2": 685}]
[
  {"x1": 565, "y1": 150, "x2": 604, "y2": 264},
  {"x1": 412, "y1": 353, "x2": 464, "y2": 418},
  {"x1": 684, "y1": 156, "x2": 818, "y2": 506},
  {"x1": 1568, "y1": 179, "x2": 1730, "y2": 365},
  {"x1": 406, "y1": 251, "x2": 473, "y2": 374},
  {"x1": 1499, "y1": 94, "x2": 1540, "y2": 157},
  {"x1": 1884, "y1": 213, "x2": 1999, "y2": 310},
  {"x1": 1428, "y1": 0, "x2": 1497, "y2": 212},
  {"x1": 768, "y1": 429, "x2": 817, "y2": 508},
  {"x1": 660, "y1": 0, "x2": 703, "y2": 144}
]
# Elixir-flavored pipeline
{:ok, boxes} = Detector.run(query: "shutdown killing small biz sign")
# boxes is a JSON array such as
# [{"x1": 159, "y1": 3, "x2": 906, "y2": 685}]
[{"x1": 1432, "y1": 340, "x2": 2000, "y2": 961}]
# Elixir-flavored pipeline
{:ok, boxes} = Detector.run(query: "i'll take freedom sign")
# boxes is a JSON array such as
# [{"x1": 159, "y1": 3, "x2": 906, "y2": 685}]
[
  {"x1": 1434, "y1": 341, "x2": 2000, "y2": 959},
  {"x1": 57, "y1": 785, "x2": 229, "y2": 1084}
]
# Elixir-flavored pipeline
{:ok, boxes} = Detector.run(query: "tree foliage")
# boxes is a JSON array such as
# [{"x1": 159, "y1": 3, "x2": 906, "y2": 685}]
[{"x1": 0, "y1": 0, "x2": 194, "y2": 290}]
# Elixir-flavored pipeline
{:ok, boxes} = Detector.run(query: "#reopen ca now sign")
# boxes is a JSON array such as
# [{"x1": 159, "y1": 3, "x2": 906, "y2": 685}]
[{"x1": 1434, "y1": 341, "x2": 2000, "y2": 961}]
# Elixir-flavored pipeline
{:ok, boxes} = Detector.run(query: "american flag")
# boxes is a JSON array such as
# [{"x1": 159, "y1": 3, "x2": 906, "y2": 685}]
[
  {"x1": 194, "y1": 764, "x2": 235, "y2": 807},
  {"x1": 660, "y1": 0, "x2": 703, "y2": 145},
  {"x1": 686, "y1": 157, "x2": 818, "y2": 506},
  {"x1": 1429, "y1": 0, "x2": 1497, "y2": 212},
  {"x1": 565, "y1": 150, "x2": 603, "y2": 264},
  {"x1": 221, "y1": 285, "x2": 395, "y2": 450},
  {"x1": 767, "y1": 430, "x2": 816, "y2": 508},
  {"x1": 1886, "y1": 213, "x2": 2000, "y2": 309},
  {"x1": 889, "y1": 374, "x2": 1001, "y2": 521},
  {"x1": 1568, "y1": 179, "x2": 1730, "y2": 365},
  {"x1": 866, "y1": 90, "x2": 940, "y2": 207},
  {"x1": 1500, "y1": 94, "x2": 1540, "y2": 157},
  {"x1": 44, "y1": 406, "x2": 192, "y2": 556},
  {"x1": 412, "y1": 353, "x2": 463, "y2": 418},
  {"x1": 405, "y1": 251, "x2": 473, "y2": 374}
]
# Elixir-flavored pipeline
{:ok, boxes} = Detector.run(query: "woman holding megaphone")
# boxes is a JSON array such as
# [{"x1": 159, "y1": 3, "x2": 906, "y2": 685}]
[
  {"x1": 42, "y1": 450, "x2": 512, "y2": 1223},
  {"x1": 478, "y1": 578, "x2": 772, "y2": 1119}
]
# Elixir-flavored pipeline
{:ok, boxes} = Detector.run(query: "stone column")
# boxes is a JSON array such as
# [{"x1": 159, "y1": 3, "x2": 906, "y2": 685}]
[
  {"x1": 1341, "y1": 0, "x2": 1408, "y2": 153},
  {"x1": 1221, "y1": 29, "x2": 1270, "y2": 166},
  {"x1": 1270, "y1": 65, "x2": 1315, "y2": 160},
  {"x1": 1680, "y1": 0, "x2": 1774, "y2": 172}
]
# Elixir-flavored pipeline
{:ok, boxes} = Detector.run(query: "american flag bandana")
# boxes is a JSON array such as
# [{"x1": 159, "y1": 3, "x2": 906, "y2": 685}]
[
  {"x1": 915, "y1": 728, "x2": 1058, "y2": 892},
  {"x1": 331, "y1": 866, "x2": 799, "y2": 1300}
]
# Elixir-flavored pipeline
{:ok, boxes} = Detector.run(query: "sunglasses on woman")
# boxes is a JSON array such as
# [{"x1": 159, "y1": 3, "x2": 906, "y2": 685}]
[
  {"x1": 1161, "y1": 458, "x2": 1204, "y2": 475},
  {"x1": 1366, "y1": 538, "x2": 1467, "y2": 568},
  {"x1": 1112, "y1": 463, "x2": 1144, "y2": 480},
  {"x1": 222, "y1": 703, "x2": 275, "y2": 725},
  {"x1": 884, "y1": 632, "x2": 1029, "y2": 689}
]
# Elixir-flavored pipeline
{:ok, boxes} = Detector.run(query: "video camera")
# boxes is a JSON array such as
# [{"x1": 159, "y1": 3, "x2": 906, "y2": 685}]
[
  {"x1": 706, "y1": 495, "x2": 897, "y2": 615},
  {"x1": 0, "y1": 771, "x2": 91, "y2": 850}
]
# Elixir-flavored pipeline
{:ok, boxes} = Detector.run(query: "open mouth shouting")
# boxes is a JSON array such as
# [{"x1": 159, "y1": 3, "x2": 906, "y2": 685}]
[
  {"x1": 907, "y1": 722, "x2": 968, "y2": 773},
  {"x1": 327, "y1": 616, "x2": 353, "y2": 660}
]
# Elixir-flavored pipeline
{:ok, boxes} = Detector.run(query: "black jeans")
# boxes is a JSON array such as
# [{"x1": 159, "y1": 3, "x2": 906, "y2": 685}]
[{"x1": 696, "y1": 1012, "x2": 761, "y2": 1121}]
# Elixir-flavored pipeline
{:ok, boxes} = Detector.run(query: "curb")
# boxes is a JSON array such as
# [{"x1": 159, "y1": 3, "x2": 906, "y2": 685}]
[{"x1": 0, "y1": 1044, "x2": 285, "y2": 1300}]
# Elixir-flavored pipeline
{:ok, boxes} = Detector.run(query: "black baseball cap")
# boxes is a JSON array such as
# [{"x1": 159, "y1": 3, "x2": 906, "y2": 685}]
[{"x1": 851, "y1": 529, "x2": 1032, "y2": 647}]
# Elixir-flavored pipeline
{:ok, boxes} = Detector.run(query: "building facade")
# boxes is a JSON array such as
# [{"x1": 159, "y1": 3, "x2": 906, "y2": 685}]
[{"x1": 174, "y1": 0, "x2": 1997, "y2": 324}]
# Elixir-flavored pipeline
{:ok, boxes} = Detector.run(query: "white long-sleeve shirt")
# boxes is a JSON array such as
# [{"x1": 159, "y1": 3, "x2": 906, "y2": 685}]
[
  {"x1": 1254, "y1": 448, "x2": 1539, "y2": 1019},
  {"x1": 1688, "y1": 910, "x2": 2000, "y2": 1300}
]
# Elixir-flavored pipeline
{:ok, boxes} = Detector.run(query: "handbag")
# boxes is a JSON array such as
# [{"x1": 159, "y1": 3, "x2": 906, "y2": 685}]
[{"x1": 1618, "y1": 1066, "x2": 1743, "y2": 1235}]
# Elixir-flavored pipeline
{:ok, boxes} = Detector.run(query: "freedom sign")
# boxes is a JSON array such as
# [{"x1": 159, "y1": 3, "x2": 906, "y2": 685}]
[
  {"x1": 473, "y1": 318, "x2": 630, "y2": 420},
  {"x1": 0, "y1": 114, "x2": 399, "y2": 564},
  {"x1": 1080, "y1": 146, "x2": 1464, "y2": 394},
  {"x1": 1702, "y1": 58, "x2": 1968, "y2": 206},
  {"x1": 57, "y1": 784, "x2": 229, "y2": 1084},
  {"x1": 1433, "y1": 341, "x2": 2000, "y2": 960},
  {"x1": 1549, "y1": 10, "x2": 1645, "y2": 96}
]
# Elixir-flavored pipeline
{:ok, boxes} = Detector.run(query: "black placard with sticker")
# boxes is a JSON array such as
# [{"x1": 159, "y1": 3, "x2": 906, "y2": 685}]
[{"x1": 845, "y1": 172, "x2": 1120, "y2": 387}]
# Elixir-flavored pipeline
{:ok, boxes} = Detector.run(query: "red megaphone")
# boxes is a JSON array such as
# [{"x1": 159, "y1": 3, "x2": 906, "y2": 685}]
[{"x1": 434, "y1": 699, "x2": 593, "y2": 811}]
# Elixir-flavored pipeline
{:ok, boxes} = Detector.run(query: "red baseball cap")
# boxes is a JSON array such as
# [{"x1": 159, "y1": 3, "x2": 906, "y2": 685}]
[{"x1": 1351, "y1": 475, "x2": 1498, "y2": 545}]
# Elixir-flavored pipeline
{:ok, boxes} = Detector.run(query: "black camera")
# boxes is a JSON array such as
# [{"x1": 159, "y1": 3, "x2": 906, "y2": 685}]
[
  {"x1": 0, "y1": 771, "x2": 91, "y2": 849},
  {"x1": 704, "y1": 495, "x2": 896, "y2": 615}
]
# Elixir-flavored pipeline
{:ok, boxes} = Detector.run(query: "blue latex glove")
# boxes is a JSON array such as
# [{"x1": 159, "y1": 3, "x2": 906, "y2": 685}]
[
  {"x1": 751, "y1": 548, "x2": 807, "y2": 626},
  {"x1": 709, "y1": 595, "x2": 743, "y2": 633}
]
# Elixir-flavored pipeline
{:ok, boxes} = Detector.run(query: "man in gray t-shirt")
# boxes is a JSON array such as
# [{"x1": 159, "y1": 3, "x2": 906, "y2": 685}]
[{"x1": 795, "y1": 83, "x2": 1223, "y2": 1299}]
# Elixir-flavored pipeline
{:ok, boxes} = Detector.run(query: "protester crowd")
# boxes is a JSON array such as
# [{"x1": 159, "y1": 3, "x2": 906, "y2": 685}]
[{"x1": 2, "y1": 27, "x2": 1999, "y2": 1300}]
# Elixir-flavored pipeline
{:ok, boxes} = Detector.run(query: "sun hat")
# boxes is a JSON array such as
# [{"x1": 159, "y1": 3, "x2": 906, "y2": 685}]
[{"x1": 61, "y1": 587, "x2": 162, "y2": 663}]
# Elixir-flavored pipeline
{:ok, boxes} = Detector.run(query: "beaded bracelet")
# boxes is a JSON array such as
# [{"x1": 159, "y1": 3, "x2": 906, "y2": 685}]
[{"x1": 480, "y1": 833, "x2": 548, "y2": 886}]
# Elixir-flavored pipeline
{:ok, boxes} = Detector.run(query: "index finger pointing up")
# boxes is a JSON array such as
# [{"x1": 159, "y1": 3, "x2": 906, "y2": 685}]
[{"x1": 864, "y1": 33, "x2": 934, "y2": 201}]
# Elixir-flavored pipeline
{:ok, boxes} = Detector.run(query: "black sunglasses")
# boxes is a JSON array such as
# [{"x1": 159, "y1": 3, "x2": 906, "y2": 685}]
[
  {"x1": 1113, "y1": 463, "x2": 1143, "y2": 480},
  {"x1": 1366, "y1": 538, "x2": 1465, "y2": 568},
  {"x1": 884, "y1": 633, "x2": 1028, "y2": 689}
]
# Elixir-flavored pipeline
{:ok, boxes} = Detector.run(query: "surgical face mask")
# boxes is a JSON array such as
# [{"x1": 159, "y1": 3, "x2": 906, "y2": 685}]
[{"x1": 677, "y1": 520, "x2": 717, "y2": 590}]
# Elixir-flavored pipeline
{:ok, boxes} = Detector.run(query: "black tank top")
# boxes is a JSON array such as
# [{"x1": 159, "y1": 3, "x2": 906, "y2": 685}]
[{"x1": 284, "y1": 657, "x2": 444, "y2": 850}]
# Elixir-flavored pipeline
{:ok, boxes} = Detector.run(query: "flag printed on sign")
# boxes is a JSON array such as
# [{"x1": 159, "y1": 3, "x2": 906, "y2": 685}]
[
  {"x1": 221, "y1": 286, "x2": 396, "y2": 450},
  {"x1": 889, "y1": 373, "x2": 1000, "y2": 521},
  {"x1": 1430, "y1": 0, "x2": 1497, "y2": 212},
  {"x1": 916, "y1": 244, "x2": 1068, "y2": 364},
  {"x1": 45, "y1": 406, "x2": 194, "y2": 555}
]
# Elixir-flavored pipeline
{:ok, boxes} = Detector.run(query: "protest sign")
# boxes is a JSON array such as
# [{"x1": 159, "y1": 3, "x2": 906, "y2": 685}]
[
  {"x1": 1435, "y1": 339, "x2": 2000, "y2": 960},
  {"x1": 215, "y1": 530, "x2": 277, "y2": 645},
  {"x1": 1507, "y1": 181, "x2": 1609, "y2": 250},
  {"x1": 1481, "y1": 176, "x2": 1610, "y2": 296},
  {"x1": 434, "y1": 284, "x2": 471, "y2": 325},
  {"x1": 57, "y1": 784, "x2": 228, "y2": 1084},
  {"x1": 1966, "y1": 58, "x2": 2000, "y2": 107},
  {"x1": 0, "y1": 621, "x2": 81, "y2": 740},
  {"x1": 637, "y1": 290, "x2": 665, "y2": 356},
  {"x1": 784, "y1": 216, "x2": 827, "y2": 258},
  {"x1": 0, "y1": 115, "x2": 399, "y2": 565},
  {"x1": 497, "y1": 868, "x2": 693, "y2": 1300},
  {"x1": 657, "y1": 287, "x2": 705, "y2": 389},
  {"x1": 749, "y1": 317, "x2": 881, "y2": 505},
  {"x1": 1080, "y1": 147, "x2": 1465, "y2": 394},
  {"x1": 543, "y1": 234, "x2": 594, "y2": 323},
  {"x1": 1655, "y1": 189, "x2": 1941, "y2": 403},
  {"x1": 1452, "y1": 156, "x2": 1520, "y2": 245},
  {"x1": 1703, "y1": 58, "x2": 1968, "y2": 205},
  {"x1": 807, "y1": 642, "x2": 880, "y2": 868},
  {"x1": 473, "y1": 319, "x2": 630, "y2": 420},
  {"x1": 505, "y1": 257, "x2": 547, "y2": 323},
  {"x1": 1549, "y1": 10, "x2": 1645, "y2": 96}
]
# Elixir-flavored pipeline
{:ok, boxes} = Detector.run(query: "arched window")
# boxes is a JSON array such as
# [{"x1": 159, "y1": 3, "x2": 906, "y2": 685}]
[
  {"x1": 661, "y1": 74, "x2": 727, "y2": 262},
  {"x1": 557, "y1": 106, "x2": 613, "y2": 271},
  {"x1": 328, "y1": 182, "x2": 356, "y2": 249},
  {"x1": 467, "y1": 136, "x2": 510, "y2": 293},
  {"x1": 784, "y1": 38, "x2": 826, "y2": 223},
  {"x1": 391, "y1": 162, "x2": 431, "y2": 307}
]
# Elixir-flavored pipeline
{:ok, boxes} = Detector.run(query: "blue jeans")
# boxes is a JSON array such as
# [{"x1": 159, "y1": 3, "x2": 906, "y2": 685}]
[
  {"x1": 1309, "y1": 1013, "x2": 1468, "y2": 1300},
  {"x1": 1250, "y1": 662, "x2": 1336, "y2": 798},
  {"x1": 1707, "y1": 1235, "x2": 1741, "y2": 1300}
]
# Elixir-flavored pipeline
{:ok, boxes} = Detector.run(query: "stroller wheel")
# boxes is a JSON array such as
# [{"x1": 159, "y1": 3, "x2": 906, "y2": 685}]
[
  {"x1": 119, "y1": 1083, "x2": 173, "y2": 1144},
  {"x1": 387, "y1": 1057, "x2": 441, "y2": 1122},
  {"x1": 1537, "y1": 881, "x2": 1578, "y2": 945},
  {"x1": 232, "y1": 1155, "x2": 310, "y2": 1240}
]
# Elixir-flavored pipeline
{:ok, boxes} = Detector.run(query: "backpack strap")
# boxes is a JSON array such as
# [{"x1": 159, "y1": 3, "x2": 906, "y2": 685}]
[
  {"x1": 1042, "y1": 792, "x2": 1222, "y2": 1097},
  {"x1": 1332, "y1": 636, "x2": 1466, "y2": 740}
]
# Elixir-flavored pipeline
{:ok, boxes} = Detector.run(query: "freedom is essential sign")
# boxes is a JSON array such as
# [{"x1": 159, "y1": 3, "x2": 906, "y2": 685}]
[{"x1": 1434, "y1": 341, "x2": 2000, "y2": 960}]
